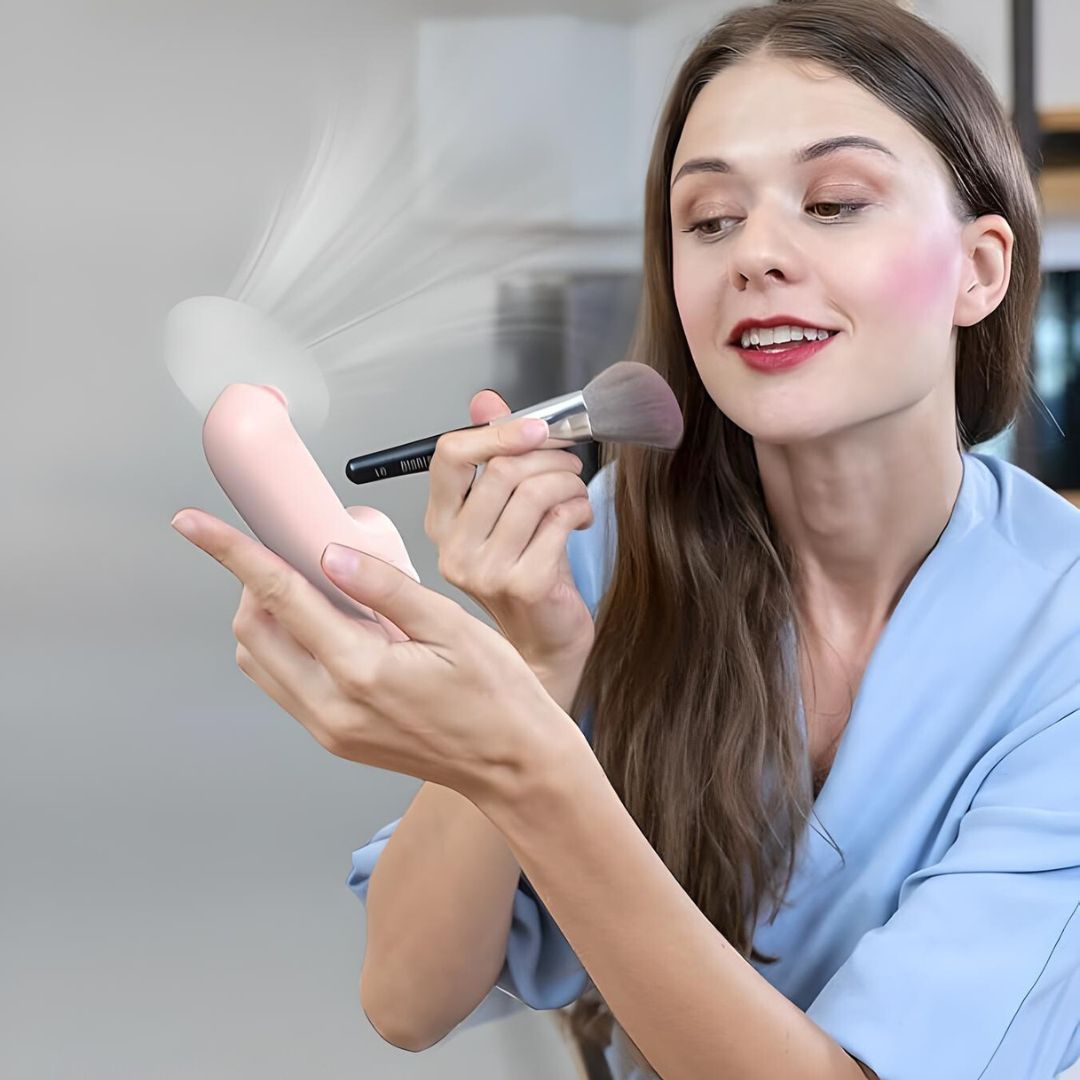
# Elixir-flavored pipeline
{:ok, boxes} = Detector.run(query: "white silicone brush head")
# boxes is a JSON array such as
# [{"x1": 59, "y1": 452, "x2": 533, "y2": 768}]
[{"x1": 164, "y1": 296, "x2": 330, "y2": 438}]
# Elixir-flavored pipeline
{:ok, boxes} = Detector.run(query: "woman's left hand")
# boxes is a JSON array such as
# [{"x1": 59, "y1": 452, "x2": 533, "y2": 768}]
[{"x1": 169, "y1": 507, "x2": 570, "y2": 804}]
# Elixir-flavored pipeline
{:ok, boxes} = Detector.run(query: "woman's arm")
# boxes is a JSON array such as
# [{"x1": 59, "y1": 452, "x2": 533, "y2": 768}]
[
  {"x1": 478, "y1": 719, "x2": 876, "y2": 1080},
  {"x1": 361, "y1": 781, "x2": 522, "y2": 1050},
  {"x1": 169, "y1": 506, "x2": 868, "y2": 1074},
  {"x1": 361, "y1": 659, "x2": 588, "y2": 1051}
]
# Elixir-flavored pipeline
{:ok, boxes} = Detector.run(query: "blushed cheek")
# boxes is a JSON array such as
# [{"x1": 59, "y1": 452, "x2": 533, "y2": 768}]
[{"x1": 868, "y1": 237, "x2": 958, "y2": 322}]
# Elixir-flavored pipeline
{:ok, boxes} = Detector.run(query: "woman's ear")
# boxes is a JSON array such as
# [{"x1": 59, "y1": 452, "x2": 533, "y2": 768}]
[{"x1": 953, "y1": 213, "x2": 1014, "y2": 327}]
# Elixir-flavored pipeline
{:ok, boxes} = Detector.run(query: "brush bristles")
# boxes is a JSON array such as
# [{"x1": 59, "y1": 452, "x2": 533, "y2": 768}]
[{"x1": 581, "y1": 361, "x2": 684, "y2": 449}]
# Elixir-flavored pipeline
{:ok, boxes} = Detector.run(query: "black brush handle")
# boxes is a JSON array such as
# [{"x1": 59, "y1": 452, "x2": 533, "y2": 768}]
[{"x1": 345, "y1": 424, "x2": 480, "y2": 484}]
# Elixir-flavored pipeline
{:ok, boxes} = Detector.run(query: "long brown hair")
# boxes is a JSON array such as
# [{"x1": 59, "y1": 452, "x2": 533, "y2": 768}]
[{"x1": 558, "y1": 0, "x2": 1041, "y2": 1072}]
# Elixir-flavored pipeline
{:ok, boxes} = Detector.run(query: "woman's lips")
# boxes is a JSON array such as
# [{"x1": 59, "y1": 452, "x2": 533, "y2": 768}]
[{"x1": 732, "y1": 331, "x2": 838, "y2": 373}]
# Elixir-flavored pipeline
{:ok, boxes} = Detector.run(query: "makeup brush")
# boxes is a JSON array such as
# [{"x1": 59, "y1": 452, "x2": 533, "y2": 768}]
[{"x1": 344, "y1": 360, "x2": 684, "y2": 485}]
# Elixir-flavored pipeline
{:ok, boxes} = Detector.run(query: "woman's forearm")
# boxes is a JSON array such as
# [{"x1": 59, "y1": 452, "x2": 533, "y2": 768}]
[
  {"x1": 361, "y1": 780, "x2": 522, "y2": 1051},
  {"x1": 360, "y1": 659, "x2": 586, "y2": 1051},
  {"x1": 479, "y1": 716, "x2": 875, "y2": 1080}
]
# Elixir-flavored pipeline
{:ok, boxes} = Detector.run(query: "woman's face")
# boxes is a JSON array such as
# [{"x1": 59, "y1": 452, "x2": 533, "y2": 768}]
[{"x1": 670, "y1": 54, "x2": 981, "y2": 444}]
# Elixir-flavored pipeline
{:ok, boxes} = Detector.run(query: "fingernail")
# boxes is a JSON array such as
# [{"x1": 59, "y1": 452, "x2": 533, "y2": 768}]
[
  {"x1": 523, "y1": 419, "x2": 548, "y2": 441},
  {"x1": 171, "y1": 512, "x2": 198, "y2": 541},
  {"x1": 323, "y1": 543, "x2": 360, "y2": 577}
]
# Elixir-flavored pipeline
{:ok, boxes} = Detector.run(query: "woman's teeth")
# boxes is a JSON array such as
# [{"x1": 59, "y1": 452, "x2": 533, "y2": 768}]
[{"x1": 739, "y1": 325, "x2": 835, "y2": 349}]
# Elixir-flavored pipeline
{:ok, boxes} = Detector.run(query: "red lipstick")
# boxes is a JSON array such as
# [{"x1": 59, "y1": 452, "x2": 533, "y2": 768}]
[
  {"x1": 735, "y1": 333, "x2": 837, "y2": 373},
  {"x1": 727, "y1": 316, "x2": 840, "y2": 374}
]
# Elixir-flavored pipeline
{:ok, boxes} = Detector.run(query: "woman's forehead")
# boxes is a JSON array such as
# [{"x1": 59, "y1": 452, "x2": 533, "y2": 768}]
[{"x1": 673, "y1": 56, "x2": 945, "y2": 186}]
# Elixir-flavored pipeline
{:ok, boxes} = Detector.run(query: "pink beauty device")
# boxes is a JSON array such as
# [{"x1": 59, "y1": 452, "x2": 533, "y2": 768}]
[{"x1": 201, "y1": 381, "x2": 420, "y2": 642}]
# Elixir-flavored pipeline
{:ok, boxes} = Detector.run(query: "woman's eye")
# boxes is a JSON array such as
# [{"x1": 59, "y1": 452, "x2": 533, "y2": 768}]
[
  {"x1": 806, "y1": 200, "x2": 868, "y2": 221},
  {"x1": 680, "y1": 200, "x2": 869, "y2": 242},
  {"x1": 682, "y1": 217, "x2": 736, "y2": 239}
]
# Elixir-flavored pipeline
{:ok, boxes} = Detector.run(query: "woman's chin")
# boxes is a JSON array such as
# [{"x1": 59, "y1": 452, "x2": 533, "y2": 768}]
[{"x1": 712, "y1": 397, "x2": 833, "y2": 445}]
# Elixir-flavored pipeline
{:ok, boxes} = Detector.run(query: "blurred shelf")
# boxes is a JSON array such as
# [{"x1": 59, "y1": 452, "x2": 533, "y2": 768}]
[
  {"x1": 1039, "y1": 166, "x2": 1080, "y2": 216},
  {"x1": 1039, "y1": 111, "x2": 1080, "y2": 199},
  {"x1": 1041, "y1": 109, "x2": 1080, "y2": 133}
]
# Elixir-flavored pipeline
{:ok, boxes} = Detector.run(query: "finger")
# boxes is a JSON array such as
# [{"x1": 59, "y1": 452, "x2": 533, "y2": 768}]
[
  {"x1": 321, "y1": 544, "x2": 462, "y2": 652},
  {"x1": 235, "y1": 637, "x2": 304, "y2": 714},
  {"x1": 445, "y1": 449, "x2": 584, "y2": 555},
  {"x1": 343, "y1": 506, "x2": 417, "y2": 642},
  {"x1": 474, "y1": 469, "x2": 588, "y2": 562},
  {"x1": 172, "y1": 507, "x2": 372, "y2": 667},
  {"x1": 235, "y1": 640, "x2": 337, "y2": 748},
  {"x1": 465, "y1": 392, "x2": 513, "y2": 500},
  {"x1": 233, "y1": 587, "x2": 319, "y2": 685},
  {"x1": 470, "y1": 389, "x2": 511, "y2": 426},
  {"x1": 504, "y1": 496, "x2": 593, "y2": 587},
  {"x1": 426, "y1": 414, "x2": 550, "y2": 540}
]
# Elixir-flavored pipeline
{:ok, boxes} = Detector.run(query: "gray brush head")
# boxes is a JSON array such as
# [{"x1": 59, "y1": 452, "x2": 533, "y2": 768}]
[{"x1": 581, "y1": 361, "x2": 684, "y2": 449}]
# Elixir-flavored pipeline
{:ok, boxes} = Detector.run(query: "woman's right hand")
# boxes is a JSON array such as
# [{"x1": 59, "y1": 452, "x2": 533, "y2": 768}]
[{"x1": 424, "y1": 389, "x2": 596, "y2": 678}]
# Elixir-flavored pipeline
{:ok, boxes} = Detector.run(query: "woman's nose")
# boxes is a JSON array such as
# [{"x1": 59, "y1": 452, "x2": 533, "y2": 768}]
[{"x1": 726, "y1": 207, "x2": 801, "y2": 290}]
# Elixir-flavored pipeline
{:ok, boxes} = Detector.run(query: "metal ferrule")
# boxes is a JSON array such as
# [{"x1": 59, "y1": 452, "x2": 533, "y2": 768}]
[{"x1": 499, "y1": 390, "x2": 593, "y2": 443}]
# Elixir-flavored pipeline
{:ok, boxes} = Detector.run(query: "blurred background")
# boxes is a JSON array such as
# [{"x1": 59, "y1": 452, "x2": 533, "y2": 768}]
[{"x1": 4, "y1": 1, "x2": 1080, "y2": 1077}]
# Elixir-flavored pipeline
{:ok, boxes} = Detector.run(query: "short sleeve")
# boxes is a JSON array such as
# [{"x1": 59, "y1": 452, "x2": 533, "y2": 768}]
[
  {"x1": 807, "y1": 702, "x2": 1080, "y2": 1080},
  {"x1": 347, "y1": 817, "x2": 589, "y2": 1031}
]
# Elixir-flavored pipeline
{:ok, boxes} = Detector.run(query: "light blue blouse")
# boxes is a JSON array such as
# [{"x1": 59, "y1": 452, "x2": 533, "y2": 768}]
[{"x1": 349, "y1": 450, "x2": 1080, "y2": 1080}]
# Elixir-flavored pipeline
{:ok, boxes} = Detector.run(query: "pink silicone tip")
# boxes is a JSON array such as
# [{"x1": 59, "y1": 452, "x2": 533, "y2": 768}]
[{"x1": 258, "y1": 384, "x2": 289, "y2": 409}]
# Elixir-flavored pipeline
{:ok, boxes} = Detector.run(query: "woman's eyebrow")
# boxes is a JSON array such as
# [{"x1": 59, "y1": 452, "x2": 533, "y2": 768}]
[{"x1": 670, "y1": 135, "x2": 898, "y2": 189}]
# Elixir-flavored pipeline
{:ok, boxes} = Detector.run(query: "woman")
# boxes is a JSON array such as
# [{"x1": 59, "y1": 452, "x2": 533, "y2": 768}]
[{"x1": 172, "y1": 1, "x2": 1080, "y2": 1077}]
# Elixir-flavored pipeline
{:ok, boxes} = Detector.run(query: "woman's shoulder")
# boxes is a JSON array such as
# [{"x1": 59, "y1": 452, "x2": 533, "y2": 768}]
[{"x1": 973, "y1": 450, "x2": 1080, "y2": 578}]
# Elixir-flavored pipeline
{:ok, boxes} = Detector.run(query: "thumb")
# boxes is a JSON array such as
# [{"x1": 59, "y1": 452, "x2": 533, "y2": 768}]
[
  {"x1": 321, "y1": 544, "x2": 452, "y2": 642},
  {"x1": 469, "y1": 388, "x2": 511, "y2": 426}
]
